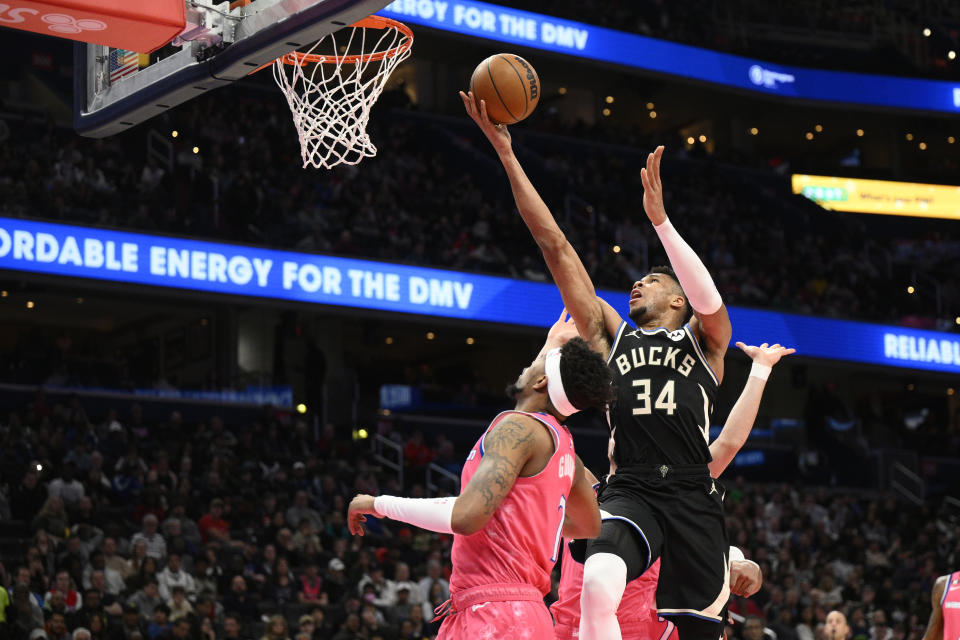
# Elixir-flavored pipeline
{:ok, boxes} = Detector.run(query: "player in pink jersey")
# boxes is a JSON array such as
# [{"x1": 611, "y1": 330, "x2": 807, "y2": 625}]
[
  {"x1": 552, "y1": 340, "x2": 789, "y2": 640},
  {"x1": 922, "y1": 570, "x2": 960, "y2": 640},
  {"x1": 348, "y1": 330, "x2": 615, "y2": 639}
]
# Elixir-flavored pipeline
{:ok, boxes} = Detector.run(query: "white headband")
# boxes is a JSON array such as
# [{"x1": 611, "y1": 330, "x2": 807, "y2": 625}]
[{"x1": 545, "y1": 347, "x2": 580, "y2": 416}]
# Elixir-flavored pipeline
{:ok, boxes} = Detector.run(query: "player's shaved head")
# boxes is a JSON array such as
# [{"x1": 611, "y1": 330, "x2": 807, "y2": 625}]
[{"x1": 825, "y1": 610, "x2": 850, "y2": 640}]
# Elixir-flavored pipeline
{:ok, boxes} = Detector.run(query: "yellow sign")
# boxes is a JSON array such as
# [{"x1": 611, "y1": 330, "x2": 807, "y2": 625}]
[{"x1": 791, "y1": 174, "x2": 960, "y2": 221}]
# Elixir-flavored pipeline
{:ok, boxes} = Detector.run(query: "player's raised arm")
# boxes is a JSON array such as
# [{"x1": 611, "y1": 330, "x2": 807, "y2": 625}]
[
  {"x1": 640, "y1": 146, "x2": 732, "y2": 380},
  {"x1": 460, "y1": 90, "x2": 616, "y2": 356},
  {"x1": 347, "y1": 414, "x2": 545, "y2": 537},
  {"x1": 562, "y1": 455, "x2": 601, "y2": 540},
  {"x1": 921, "y1": 575, "x2": 948, "y2": 640},
  {"x1": 708, "y1": 342, "x2": 795, "y2": 478}
]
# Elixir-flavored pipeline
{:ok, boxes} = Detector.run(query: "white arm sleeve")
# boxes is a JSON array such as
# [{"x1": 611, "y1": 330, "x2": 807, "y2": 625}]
[
  {"x1": 654, "y1": 218, "x2": 723, "y2": 314},
  {"x1": 374, "y1": 496, "x2": 456, "y2": 534}
]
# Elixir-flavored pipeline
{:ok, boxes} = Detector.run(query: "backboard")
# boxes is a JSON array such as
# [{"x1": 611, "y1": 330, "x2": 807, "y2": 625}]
[{"x1": 74, "y1": 0, "x2": 394, "y2": 137}]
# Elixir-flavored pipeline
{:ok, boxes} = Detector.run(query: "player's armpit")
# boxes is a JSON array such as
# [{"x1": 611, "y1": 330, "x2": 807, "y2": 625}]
[
  {"x1": 689, "y1": 306, "x2": 731, "y2": 381},
  {"x1": 561, "y1": 455, "x2": 601, "y2": 539},
  {"x1": 921, "y1": 575, "x2": 948, "y2": 640},
  {"x1": 595, "y1": 297, "x2": 624, "y2": 353},
  {"x1": 450, "y1": 415, "x2": 542, "y2": 535}
]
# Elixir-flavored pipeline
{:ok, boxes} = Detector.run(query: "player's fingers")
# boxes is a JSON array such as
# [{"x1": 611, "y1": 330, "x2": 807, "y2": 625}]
[
  {"x1": 653, "y1": 146, "x2": 664, "y2": 184},
  {"x1": 479, "y1": 99, "x2": 490, "y2": 124},
  {"x1": 734, "y1": 576, "x2": 748, "y2": 595},
  {"x1": 558, "y1": 308, "x2": 567, "y2": 323},
  {"x1": 735, "y1": 341, "x2": 747, "y2": 350},
  {"x1": 783, "y1": 348, "x2": 797, "y2": 355},
  {"x1": 460, "y1": 91, "x2": 475, "y2": 114},
  {"x1": 640, "y1": 167, "x2": 649, "y2": 190}
]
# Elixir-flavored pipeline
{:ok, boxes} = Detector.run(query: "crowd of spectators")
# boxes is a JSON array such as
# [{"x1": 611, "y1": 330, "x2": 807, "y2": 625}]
[
  {"x1": 0, "y1": 393, "x2": 955, "y2": 640},
  {"x1": 0, "y1": 85, "x2": 956, "y2": 331}
]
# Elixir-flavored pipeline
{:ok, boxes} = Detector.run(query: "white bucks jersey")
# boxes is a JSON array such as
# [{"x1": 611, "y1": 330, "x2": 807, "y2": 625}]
[{"x1": 606, "y1": 322, "x2": 719, "y2": 466}]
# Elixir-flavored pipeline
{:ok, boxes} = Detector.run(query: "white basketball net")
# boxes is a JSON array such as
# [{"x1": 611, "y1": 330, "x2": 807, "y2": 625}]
[{"x1": 272, "y1": 20, "x2": 412, "y2": 170}]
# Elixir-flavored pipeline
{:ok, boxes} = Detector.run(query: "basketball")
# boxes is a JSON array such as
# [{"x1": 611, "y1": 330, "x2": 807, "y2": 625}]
[{"x1": 469, "y1": 54, "x2": 540, "y2": 125}]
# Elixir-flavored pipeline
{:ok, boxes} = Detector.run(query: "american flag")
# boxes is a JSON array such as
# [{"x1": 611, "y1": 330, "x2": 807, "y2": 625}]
[{"x1": 109, "y1": 49, "x2": 139, "y2": 83}]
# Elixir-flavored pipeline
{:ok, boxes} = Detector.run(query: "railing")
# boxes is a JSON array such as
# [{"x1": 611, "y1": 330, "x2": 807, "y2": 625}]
[
  {"x1": 146, "y1": 129, "x2": 173, "y2": 172},
  {"x1": 943, "y1": 496, "x2": 960, "y2": 521},
  {"x1": 426, "y1": 463, "x2": 460, "y2": 497},
  {"x1": 890, "y1": 461, "x2": 924, "y2": 506},
  {"x1": 373, "y1": 434, "x2": 404, "y2": 488}
]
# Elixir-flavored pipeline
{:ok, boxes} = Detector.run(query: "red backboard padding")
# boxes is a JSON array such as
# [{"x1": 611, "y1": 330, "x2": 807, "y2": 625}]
[{"x1": 0, "y1": 0, "x2": 186, "y2": 53}]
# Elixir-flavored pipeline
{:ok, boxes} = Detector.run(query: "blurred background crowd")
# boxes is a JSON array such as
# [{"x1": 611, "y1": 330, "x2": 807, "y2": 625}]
[
  {"x1": 0, "y1": 395, "x2": 956, "y2": 640},
  {"x1": 0, "y1": 99, "x2": 956, "y2": 331}
]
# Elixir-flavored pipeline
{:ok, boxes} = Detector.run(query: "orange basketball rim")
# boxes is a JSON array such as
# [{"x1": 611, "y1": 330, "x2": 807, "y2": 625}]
[{"x1": 278, "y1": 15, "x2": 412, "y2": 66}]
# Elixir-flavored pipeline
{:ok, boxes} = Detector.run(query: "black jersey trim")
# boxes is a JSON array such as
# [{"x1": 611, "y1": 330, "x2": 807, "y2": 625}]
[
  {"x1": 606, "y1": 321, "x2": 629, "y2": 365},
  {"x1": 684, "y1": 324, "x2": 719, "y2": 386}
]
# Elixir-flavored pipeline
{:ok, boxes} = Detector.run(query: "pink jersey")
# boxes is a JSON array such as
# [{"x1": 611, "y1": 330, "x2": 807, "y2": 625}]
[
  {"x1": 551, "y1": 543, "x2": 674, "y2": 640},
  {"x1": 942, "y1": 571, "x2": 960, "y2": 640},
  {"x1": 450, "y1": 411, "x2": 576, "y2": 597}
]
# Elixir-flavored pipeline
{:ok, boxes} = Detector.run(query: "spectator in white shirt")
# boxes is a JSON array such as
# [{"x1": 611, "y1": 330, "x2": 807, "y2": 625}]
[
  {"x1": 47, "y1": 463, "x2": 85, "y2": 507},
  {"x1": 82, "y1": 550, "x2": 124, "y2": 595},
  {"x1": 378, "y1": 563, "x2": 421, "y2": 608},
  {"x1": 416, "y1": 559, "x2": 449, "y2": 604},
  {"x1": 157, "y1": 553, "x2": 196, "y2": 601},
  {"x1": 130, "y1": 514, "x2": 167, "y2": 560}
]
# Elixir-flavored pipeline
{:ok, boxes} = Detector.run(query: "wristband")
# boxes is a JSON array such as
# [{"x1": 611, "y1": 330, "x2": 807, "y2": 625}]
[
  {"x1": 749, "y1": 363, "x2": 771, "y2": 381},
  {"x1": 373, "y1": 496, "x2": 456, "y2": 534}
]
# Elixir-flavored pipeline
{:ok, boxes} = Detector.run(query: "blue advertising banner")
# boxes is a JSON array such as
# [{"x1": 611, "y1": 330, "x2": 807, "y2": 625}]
[
  {"x1": 379, "y1": 0, "x2": 960, "y2": 115},
  {"x1": 0, "y1": 216, "x2": 957, "y2": 374}
]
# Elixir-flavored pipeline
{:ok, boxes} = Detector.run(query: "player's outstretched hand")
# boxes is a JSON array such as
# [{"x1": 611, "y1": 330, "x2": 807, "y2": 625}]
[
  {"x1": 730, "y1": 559, "x2": 763, "y2": 597},
  {"x1": 347, "y1": 494, "x2": 381, "y2": 537},
  {"x1": 735, "y1": 342, "x2": 796, "y2": 368},
  {"x1": 545, "y1": 308, "x2": 579, "y2": 351},
  {"x1": 459, "y1": 90, "x2": 512, "y2": 155},
  {"x1": 639, "y1": 145, "x2": 667, "y2": 226}
]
